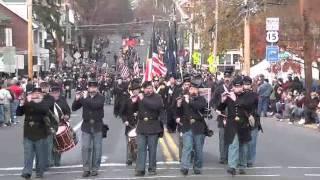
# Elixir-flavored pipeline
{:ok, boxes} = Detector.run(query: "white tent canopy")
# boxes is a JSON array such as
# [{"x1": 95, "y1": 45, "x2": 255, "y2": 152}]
[{"x1": 250, "y1": 51, "x2": 319, "y2": 81}]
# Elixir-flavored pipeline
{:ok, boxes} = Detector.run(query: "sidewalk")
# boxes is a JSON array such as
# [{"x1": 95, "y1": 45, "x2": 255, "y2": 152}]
[{"x1": 270, "y1": 117, "x2": 320, "y2": 131}]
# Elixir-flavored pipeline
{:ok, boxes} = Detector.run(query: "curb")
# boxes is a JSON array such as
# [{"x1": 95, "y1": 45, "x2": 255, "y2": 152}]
[{"x1": 268, "y1": 117, "x2": 319, "y2": 131}]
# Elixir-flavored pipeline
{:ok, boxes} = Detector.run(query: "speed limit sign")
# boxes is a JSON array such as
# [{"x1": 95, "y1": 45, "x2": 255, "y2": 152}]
[{"x1": 266, "y1": 31, "x2": 279, "y2": 43}]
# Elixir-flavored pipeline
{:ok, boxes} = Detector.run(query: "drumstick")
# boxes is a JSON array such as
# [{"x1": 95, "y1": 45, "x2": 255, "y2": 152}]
[{"x1": 218, "y1": 114, "x2": 227, "y2": 118}]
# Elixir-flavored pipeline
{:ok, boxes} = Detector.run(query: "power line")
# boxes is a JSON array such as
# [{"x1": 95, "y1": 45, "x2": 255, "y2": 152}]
[{"x1": 73, "y1": 19, "x2": 170, "y2": 29}]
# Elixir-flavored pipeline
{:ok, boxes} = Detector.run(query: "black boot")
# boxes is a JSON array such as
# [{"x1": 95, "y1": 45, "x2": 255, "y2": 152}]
[
  {"x1": 21, "y1": 173, "x2": 31, "y2": 179},
  {"x1": 82, "y1": 171, "x2": 90, "y2": 177},
  {"x1": 227, "y1": 168, "x2": 236, "y2": 176},
  {"x1": 180, "y1": 168, "x2": 188, "y2": 176},
  {"x1": 239, "y1": 169, "x2": 246, "y2": 175},
  {"x1": 91, "y1": 171, "x2": 98, "y2": 176},
  {"x1": 135, "y1": 171, "x2": 145, "y2": 177}
]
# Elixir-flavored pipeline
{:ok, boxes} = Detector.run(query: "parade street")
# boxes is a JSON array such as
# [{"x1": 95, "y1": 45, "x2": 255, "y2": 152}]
[{"x1": 0, "y1": 99, "x2": 319, "y2": 180}]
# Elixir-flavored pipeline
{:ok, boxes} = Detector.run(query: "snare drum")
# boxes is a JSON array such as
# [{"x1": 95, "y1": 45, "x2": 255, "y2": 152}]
[
  {"x1": 128, "y1": 128, "x2": 137, "y2": 138},
  {"x1": 54, "y1": 124, "x2": 77, "y2": 153},
  {"x1": 127, "y1": 128, "x2": 137, "y2": 161}
]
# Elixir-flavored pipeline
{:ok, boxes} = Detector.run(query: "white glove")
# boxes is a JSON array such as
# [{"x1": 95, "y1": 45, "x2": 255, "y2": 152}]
[
  {"x1": 249, "y1": 115, "x2": 255, "y2": 127},
  {"x1": 124, "y1": 121, "x2": 129, "y2": 126},
  {"x1": 176, "y1": 118, "x2": 182, "y2": 125},
  {"x1": 184, "y1": 95, "x2": 189, "y2": 104}
]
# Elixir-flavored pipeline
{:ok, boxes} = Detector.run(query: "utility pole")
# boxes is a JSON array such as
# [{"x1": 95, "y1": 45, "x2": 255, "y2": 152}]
[
  {"x1": 243, "y1": 0, "x2": 251, "y2": 75},
  {"x1": 190, "y1": 0, "x2": 195, "y2": 63},
  {"x1": 213, "y1": 0, "x2": 218, "y2": 65},
  {"x1": 300, "y1": 0, "x2": 313, "y2": 101},
  {"x1": 27, "y1": 0, "x2": 33, "y2": 78}
]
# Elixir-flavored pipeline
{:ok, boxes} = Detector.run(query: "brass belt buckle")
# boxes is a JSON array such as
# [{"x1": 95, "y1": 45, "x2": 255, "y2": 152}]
[
  {"x1": 190, "y1": 119, "x2": 196, "y2": 124},
  {"x1": 235, "y1": 116, "x2": 240, "y2": 122},
  {"x1": 143, "y1": 117, "x2": 149, "y2": 122}
]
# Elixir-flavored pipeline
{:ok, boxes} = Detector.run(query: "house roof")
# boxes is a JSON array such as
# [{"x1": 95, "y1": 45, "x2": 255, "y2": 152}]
[
  {"x1": 2, "y1": 0, "x2": 26, "y2": 2},
  {"x1": 0, "y1": 1, "x2": 38, "y2": 28}
]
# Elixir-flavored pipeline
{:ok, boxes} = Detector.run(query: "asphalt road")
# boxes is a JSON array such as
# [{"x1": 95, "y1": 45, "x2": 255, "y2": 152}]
[{"x1": 0, "y1": 95, "x2": 320, "y2": 180}]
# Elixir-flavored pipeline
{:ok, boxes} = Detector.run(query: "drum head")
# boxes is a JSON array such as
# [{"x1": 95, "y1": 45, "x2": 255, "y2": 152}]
[
  {"x1": 128, "y1": 128, "x2": 137, "y2": 137},
  {"x1": 56, "y1": 125, "x2": 67, "y2": 135}
]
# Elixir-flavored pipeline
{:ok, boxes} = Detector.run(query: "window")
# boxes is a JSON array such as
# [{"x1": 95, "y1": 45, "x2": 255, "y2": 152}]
[
  {"x1": 5, "y1": 28, "x2": 12, "y2": 46},
  {"x1": 233, "y1": 54, "x2": 240, "y2": 63},
  {"x1": 34, "y1": 30, "x2": 38, "y2": 43},
  {"x1": 219, "y1": 54, "x2": 232, "y2": 65},
  {"x1": 0, "y1": 27, "x2": 5, "y2": 46},
  {"x1": 39, "y1": 32, "x2": 43, "y2": 47}
]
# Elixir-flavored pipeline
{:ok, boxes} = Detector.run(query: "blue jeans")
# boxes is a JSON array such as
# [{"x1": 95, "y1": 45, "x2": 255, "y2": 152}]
[
  {"x1": 3, "y1": 104, "x2": 11, "y2": 124},
  {"x1": 126, "y1": 137, "x2": 133, "y2": 162},
  {"x1": 0, "y1": 105, "x2": 4, "y2": 124},
  {"x1": 52, "y1": 151, "x2": 62, "y2": 166},
  {"x1": 105, "y1": 89, "x2": 112, "y2": 104},
  {"x1": 248, "y1": 128, "x2": 259, "y2": 165},
  {"x1": 136, "y1": 134, "x2": 159, "y2": 172},
  {"x1": 258, "y1": 96, "x2": 269, "y2": 116},
  {"x1": 181, "y1": 130, "x2": 205, "y2": 170},
  {"x1": 81, "y1": 131, "x2": 103, "y2": 171},
  {"x1": 219, "y1": 128, "x2": 228, "y2": 162},
  {"x1": 275, "y1": 102, "x2": 284, "y2": 114},
  {"x1": 228, "y1": 134, "x2": 249, "y2": 170},
  {"x1": 291, "y1": 106, "x2": 304, "y2": 120},
  {"x1": 10, "y1": 100, "x2": 19, "y2": 123},
  {"x1": 22, "y1": 138, "x2": 46, "y2": 176},
  {"x1": 46, "y1": 135, "x2": 54, "y2": 167}
]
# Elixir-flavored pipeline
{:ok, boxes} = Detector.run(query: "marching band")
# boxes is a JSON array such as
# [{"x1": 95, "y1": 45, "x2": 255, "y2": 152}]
[{"x1": 17, "y1": 69, "x2": 261, "y2": 179}]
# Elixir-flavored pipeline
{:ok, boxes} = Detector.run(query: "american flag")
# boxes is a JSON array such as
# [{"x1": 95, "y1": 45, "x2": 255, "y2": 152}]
[
  {"x1": 133, "y1": 61, "x2": 140, "y2": 76},
  {"x1": 143, "y1": 53, "x2": 167, "y2": 82},
  {"x1": 143, "y1": 27, "x2": 167, "y2": 82},
  {"x1": 151, "y1": 53, "x2": 167, "y2": 77},
  {"x1": 144, "y1": 58, "x2": 153, "y2": 82},
  {"x1": 120, "y1": 64, "x2": 130, "y2": 78}
]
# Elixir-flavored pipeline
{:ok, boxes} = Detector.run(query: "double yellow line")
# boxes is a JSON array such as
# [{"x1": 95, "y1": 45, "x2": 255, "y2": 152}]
[{"x1": 159, "y1": 128, "x2": 180, "y2": 162}]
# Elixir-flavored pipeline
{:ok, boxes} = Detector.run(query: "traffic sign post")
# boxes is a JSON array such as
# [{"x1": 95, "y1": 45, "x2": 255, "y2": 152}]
[
  {"x1": 266, "y1": 31, "x2": 279, "y2": 43},
  {"x1": 266, "y1": 46, "x2": 279, "y2": 62},
  {"x1": 266, "y1": 17, "x2": 280, "y2": 63},
  {"x1": 266, "y1": 18, "x2": 280, "y2": 31}
]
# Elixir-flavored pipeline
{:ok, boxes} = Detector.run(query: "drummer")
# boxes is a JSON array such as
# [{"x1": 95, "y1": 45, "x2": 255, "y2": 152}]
[
  {"x1": 49, "y1": 83, "x2": 71, "y2": 167},
  {"x1": 119, "y1": 80, "x2": 141, "y2": 166}
]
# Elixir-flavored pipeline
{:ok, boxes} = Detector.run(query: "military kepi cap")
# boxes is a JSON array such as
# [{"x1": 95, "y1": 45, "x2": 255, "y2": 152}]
[
  {"x1": 142, "y1": 81, "x2": 153, "y2": 88},
  {"x1": 232, "y1": 76, "x2": 243, "y2": 86},
  {"x1": 243, "y1": 76, "x2": 252, "y2": 85},
  {"x1": 88, "y1": 79, "x2": 98, "y2": 87}
]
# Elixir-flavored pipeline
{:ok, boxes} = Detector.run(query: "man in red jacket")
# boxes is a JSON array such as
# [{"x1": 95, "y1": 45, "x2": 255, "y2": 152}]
[{"x1": 9, "y1": 79, "x2": 23, "y2": 124}]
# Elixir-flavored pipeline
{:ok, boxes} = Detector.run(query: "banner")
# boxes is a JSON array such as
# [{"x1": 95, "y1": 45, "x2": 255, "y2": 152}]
[{"x1": 192, "y1": 51, "x2": 201, "y2": 65}]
